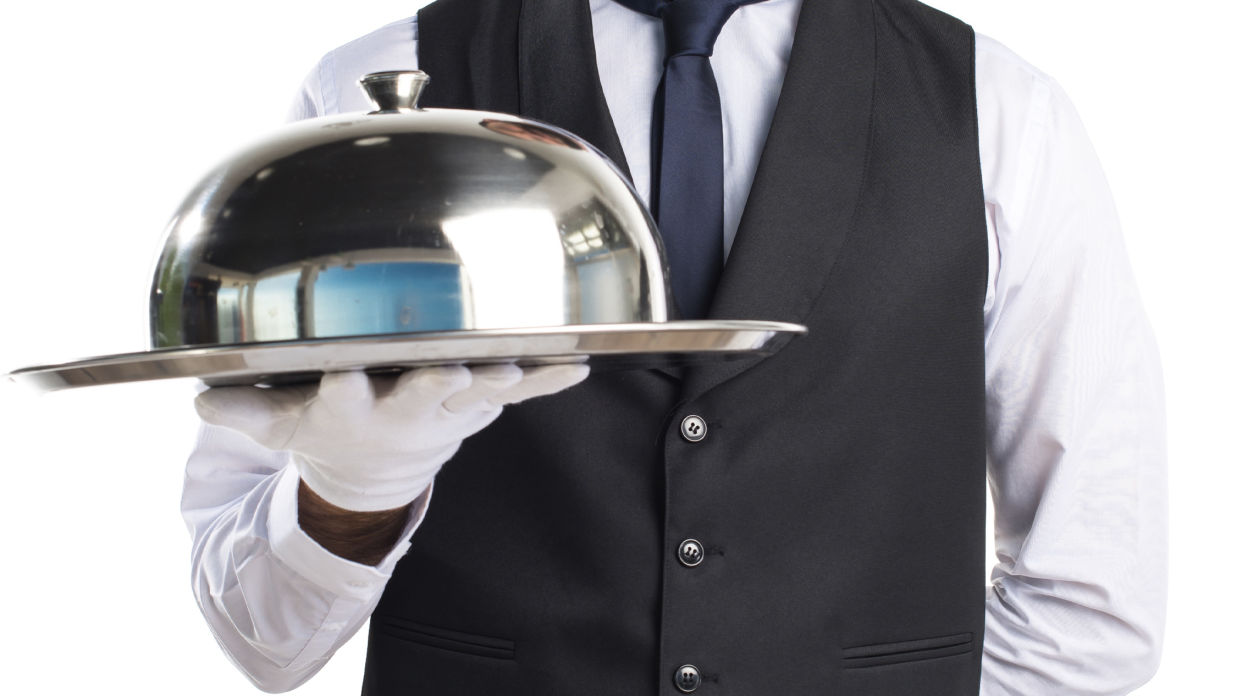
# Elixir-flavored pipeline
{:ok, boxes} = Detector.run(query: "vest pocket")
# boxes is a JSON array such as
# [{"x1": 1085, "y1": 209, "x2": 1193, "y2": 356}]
[
  {"x1": 374, "y1": 615, "x2": 516, "y2": 661},
  {"x1": 841, "y1": 632, "x2": 973, "y2": 669}
]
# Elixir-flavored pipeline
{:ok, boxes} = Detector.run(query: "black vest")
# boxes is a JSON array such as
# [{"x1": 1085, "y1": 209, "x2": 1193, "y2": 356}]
[{"x1": 363, "y1": 1, "x2": 989, "y2": 694}]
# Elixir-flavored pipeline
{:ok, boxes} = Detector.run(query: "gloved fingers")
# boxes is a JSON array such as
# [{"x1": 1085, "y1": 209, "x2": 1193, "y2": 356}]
[
  {"x1": 441, "y1": 364, "x2": 524, "y2": 414},
  {"x1": 490, "y1": 363, "x2": 590, "y2": 406},
  {"x1": 388, "y1": 365, "x2": 474, "y2": 411},
  {"x1": 194, "y1": 384, "x2": 313, "y2": 450},
  {"x1": 400, "y1": 397, "x2": 508, "y2": 454},
  {"x1": 313, "y1": 370, "x2": 378, "y2": 421},
  {"x1": 317, "y1": 370, "x2": 374, "y2": 403}
]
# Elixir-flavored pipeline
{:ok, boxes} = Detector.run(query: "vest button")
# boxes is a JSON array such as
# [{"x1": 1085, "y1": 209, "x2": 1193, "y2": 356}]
[
  {"x1": 674, "y1": 664, "x2": 701, "y2": 693},
  {"x1": 680, "y1": 415, "x2": 707, "y2": 442},
  {"x1": 677, "y1": 539, "x2": 704, "y2": 567}
]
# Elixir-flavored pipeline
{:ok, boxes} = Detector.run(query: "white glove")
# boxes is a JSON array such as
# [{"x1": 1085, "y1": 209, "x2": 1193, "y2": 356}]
[{"x1": 194, "y1": 364, "x2": 589, "y2": 512}]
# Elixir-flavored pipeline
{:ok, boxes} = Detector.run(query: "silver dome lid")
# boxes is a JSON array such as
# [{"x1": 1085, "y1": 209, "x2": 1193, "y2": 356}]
[
  {"x1": 7, "y1": 71, "x2": 804, "y2": 392},
  {"x1": 150, "y1": 71, "x2": 670, "y2": 349}
]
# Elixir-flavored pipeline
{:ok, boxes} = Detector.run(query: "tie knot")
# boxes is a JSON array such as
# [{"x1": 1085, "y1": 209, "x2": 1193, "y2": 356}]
[{"x1": 617, "y1": 0, "x2": 762, "y2": 59}]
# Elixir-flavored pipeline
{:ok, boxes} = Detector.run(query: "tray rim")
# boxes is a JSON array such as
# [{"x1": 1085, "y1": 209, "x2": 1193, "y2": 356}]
[{"x1": 7, "y1": 320, "x2": 807, "y2": 391}]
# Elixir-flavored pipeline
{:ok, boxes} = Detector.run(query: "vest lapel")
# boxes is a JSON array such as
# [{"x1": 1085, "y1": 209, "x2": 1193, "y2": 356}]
[
  {"x1": 516, "y1": 0, "x2": 875, "y2": 393},
  {"x1": 519, "y1": 0, "x2": 632, "y2": 180},
  {"x1": 682, "y1": 0, "x2": 876, "y2": 402}
]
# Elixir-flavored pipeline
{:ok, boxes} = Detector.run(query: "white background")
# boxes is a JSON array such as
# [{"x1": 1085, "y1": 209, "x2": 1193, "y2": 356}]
[{"x1": 0, "y1": 1, "x2": 1231, "y2": 693}]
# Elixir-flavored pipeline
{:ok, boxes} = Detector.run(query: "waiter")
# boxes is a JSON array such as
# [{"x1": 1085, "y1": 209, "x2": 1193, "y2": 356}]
[{"x1": 183, "y1": 0, "x2": 1167, "y2": 694}]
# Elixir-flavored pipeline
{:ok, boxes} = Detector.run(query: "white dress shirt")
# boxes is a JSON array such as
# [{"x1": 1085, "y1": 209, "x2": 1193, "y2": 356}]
[{"x1": 186, "y1": 1, "x2": 1168, "y2": 693}]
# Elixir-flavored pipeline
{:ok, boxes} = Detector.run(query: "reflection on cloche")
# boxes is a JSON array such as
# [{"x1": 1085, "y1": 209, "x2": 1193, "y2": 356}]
[{"x1": 150, "y1": 70, "x2": 670, "y2": 349}]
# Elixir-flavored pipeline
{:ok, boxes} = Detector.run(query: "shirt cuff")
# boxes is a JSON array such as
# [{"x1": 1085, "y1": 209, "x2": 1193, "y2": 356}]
[{"x1": 265, "y1": 465, "x2": 432, "y2": 599}]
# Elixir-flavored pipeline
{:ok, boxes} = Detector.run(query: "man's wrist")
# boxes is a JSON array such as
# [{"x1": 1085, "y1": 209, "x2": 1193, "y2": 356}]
[{"x1": 296, "y1": 479, "x2": 415, "y2": 566}]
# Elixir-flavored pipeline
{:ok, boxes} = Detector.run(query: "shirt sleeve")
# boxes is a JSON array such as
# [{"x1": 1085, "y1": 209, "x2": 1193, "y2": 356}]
[
  {"x1": 181, "y1": 422, "x2": 431, "y2": 692},
  {"x1": 182, "y1": 16, "x2": 426, "y2": 692},
  {"x1": 286, "y1": 15, "x2": 420, "y2": 123},
  {"x1": 974, "y1": 36, "x2": 1168, "y2": 695}
]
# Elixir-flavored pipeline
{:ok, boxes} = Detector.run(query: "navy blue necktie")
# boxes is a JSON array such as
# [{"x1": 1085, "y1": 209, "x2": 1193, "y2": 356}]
[{"x1": 614, "y1": 0, "x2": 765, "y2": 319}]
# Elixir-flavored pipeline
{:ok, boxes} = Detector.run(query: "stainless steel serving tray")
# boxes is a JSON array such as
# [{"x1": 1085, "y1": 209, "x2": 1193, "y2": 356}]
[{"x1": 8, "y1": 320, "x2": 805, "y2": 392}]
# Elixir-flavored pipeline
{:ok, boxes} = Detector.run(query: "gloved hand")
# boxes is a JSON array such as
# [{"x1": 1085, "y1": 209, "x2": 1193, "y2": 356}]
[{"x1": 194, "y1": 364, "x2": 588, "y2": 512}]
